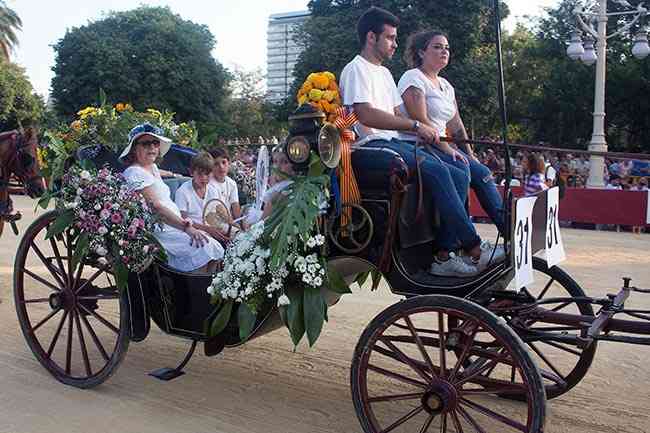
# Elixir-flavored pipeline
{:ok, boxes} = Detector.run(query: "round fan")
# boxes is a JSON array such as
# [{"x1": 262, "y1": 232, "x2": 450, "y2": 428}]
[
  {"x1": 203, "y1": 198, "x2": 232, "y2": 233},
  {"x1": 255, "y1": 145, "x2": 270, "y2": 210}
]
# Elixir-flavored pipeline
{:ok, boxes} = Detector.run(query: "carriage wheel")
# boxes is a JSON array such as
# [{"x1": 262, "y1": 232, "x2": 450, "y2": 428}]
[
  {"x1": 351, "y1": 295, "x2": 545, "y2": 433},
  {"x1": 497, "y1": 257, "x2": 596, "y2": 400},
  {"x1": 13, "y1": 210, "x2": 130, "y2": 388}
]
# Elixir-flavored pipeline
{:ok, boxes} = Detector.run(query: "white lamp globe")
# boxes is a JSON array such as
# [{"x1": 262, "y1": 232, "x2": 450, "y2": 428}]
[
  {"x1": 631, "y1": 31, "x2": 650, "y2": 60},
  {"x1": 567, "y1": 32, "x2": 585, "y2": 60},
  {"x1": 581, "y1": 36, "x2": 597, "y2": 65}
]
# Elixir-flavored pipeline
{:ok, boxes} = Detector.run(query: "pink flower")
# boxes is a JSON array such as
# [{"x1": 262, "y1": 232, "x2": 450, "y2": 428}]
[
  {"x1": 100, "y1": 209, "x2": 111, "y2": 220},
  {"x1": 111, "y1": 212, "x2": 123, "y2": 224}
]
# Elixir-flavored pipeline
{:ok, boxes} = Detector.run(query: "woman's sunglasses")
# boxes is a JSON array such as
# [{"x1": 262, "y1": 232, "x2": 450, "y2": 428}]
[{"x1": 137, "y1": 139, "x2": 161, "y2": 148}]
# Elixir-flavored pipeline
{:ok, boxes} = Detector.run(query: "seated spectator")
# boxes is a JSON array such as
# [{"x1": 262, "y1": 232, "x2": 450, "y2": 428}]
[
  {"x1": 121, "y1": 124, "x2": 223, "y2": 273},
  {"x1": 606, "y1": 174, "x2": 623, "y2": 190},
  {"x1": 633, "y1": 177, "x2": 649, "y2": 191},
  {"x1": 523, "y1": 153, "x2": 548, "y2": 196}
]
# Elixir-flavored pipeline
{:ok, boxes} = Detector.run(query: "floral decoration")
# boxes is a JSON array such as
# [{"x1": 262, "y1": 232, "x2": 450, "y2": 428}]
[
  {"x1": 39, "y1": 91, "x2": 198, "y2": 182},
  {"x1": 296, "y1": 71, "x2": 342, "y2": 123},
  {"x1": 44, "y1": 164, "x2": 165, "y2": 290}
]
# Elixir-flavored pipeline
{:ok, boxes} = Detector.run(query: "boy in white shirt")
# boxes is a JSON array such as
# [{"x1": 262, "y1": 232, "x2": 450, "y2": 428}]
[
  {"x1": 174, "y1": 152, "x2": 227, "y2": 241},
  {"x1": 209, "y1": 148, "x2": 246, "y2": 228}
]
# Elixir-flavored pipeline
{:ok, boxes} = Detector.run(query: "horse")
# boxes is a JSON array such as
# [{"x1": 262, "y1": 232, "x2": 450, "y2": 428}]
[{"x1": 0, "y1": 127, "x2": 45, "y2": 236}]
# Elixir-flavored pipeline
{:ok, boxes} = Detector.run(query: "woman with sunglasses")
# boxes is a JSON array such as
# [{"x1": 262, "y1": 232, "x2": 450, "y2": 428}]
[
  {"x1": 397, "y1": 31, "x2": 505, "y2": 274},
  {"x1": 121, "y1": 123, "x2": 224, "y2": 273}
]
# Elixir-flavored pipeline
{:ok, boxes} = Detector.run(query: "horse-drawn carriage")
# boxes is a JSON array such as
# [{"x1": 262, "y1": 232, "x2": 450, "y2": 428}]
[{"x1": 8, "y1": 3, "x2": 650, "y2": 432}]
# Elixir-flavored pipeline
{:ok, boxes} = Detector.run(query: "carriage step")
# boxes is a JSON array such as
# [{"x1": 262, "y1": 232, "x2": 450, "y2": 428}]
[{"x1": 148, "y1": 340, "x2": 197, "y2": 381}]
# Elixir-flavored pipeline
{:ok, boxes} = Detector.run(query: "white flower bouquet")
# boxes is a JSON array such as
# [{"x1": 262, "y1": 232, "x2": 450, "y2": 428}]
[{"x1": 206, "y1": 169, "x2": 351, "y2": 347}]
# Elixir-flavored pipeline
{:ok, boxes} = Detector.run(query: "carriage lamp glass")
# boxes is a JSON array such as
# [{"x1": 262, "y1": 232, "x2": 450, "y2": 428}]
[
  {"x1": 567, "y1": 32, "x2": 585, "y2": 60},
  {"x1": 286, "y1": 136, "x2": 311, "y2": 164},
  {"x1": 580, "y1": 36, "x2": 597, "y2": 66},
  {"x1": 317, "y1": 124, "x2": 342, "y2": 169},
  {"x1": 632, "y1": 31, "x2": 650, "y2": 59}
]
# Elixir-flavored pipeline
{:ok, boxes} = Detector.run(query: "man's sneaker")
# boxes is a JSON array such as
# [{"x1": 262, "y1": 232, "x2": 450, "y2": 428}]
[
  {"x1": 463, "y1": 241, "x2": 506, "y2": 271},
  {"x1": 429, "y1": 252, "x2": 478, "y2": 277}
]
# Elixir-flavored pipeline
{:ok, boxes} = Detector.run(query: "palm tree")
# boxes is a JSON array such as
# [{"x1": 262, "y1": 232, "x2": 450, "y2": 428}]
[{"x1": 0, "y1": 1, "x2": 22, "y2": 61}]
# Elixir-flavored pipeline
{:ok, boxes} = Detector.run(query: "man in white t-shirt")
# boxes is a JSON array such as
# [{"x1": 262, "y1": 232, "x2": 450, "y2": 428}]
[{"x1": 339, "y1": 7, "x2": 500, "y2": 277}]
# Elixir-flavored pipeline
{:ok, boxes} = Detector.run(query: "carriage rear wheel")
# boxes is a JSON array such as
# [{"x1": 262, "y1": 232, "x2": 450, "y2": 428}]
[
  {"x1": 497, "y1": 257, "x2": 596, "y2": 400},
  {"x1": 13, "y1": 210, "x2": 130, "y2": 388},
  {"x1": 351, "y1": 295, "x2": 546, "y2": 433}
]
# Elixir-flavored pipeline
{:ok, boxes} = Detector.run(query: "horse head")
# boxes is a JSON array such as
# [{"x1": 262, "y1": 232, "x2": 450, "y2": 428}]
[{"x1": 0, "y1": 127, "x2": 45, "y2": 198}]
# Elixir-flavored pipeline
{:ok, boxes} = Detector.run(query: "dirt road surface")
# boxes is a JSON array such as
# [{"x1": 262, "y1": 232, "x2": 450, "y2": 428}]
[{"x1": 1, "y1": 195, "x2": 649, "y2": 433}]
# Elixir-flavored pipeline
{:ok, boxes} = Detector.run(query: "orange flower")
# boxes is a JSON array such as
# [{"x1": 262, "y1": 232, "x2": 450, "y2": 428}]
[
  {"x1": 319, "y1": 99, "x2": 332, "y2": 113},
  {"x1": 328, "y1": 80, "x2": 339, "y2": 92},
  {"x1": 311, "y1": 73, "x2": 330, "y2": 90}
]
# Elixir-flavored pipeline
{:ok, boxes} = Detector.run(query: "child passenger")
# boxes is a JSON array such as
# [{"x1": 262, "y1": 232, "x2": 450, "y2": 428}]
[
  {"x1": 209, "y1": 148, "x2": 243, "y2": 224},
  {"x1": 174, "y1": 151, "x2": 228, "y2": 241}
]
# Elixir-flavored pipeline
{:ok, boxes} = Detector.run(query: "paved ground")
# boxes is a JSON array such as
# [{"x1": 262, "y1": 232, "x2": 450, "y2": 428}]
[{"x1": 1, "y1": 195, "x2": 649, "y2": 433}]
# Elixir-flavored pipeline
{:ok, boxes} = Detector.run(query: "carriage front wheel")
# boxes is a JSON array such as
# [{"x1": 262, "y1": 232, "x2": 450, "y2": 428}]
[
  {"x1": 351, "y1": 295, "x2": 546, "y2": 433},
  {"x1": 13, "y1": 210, "x2": 130, "y2": 388}
]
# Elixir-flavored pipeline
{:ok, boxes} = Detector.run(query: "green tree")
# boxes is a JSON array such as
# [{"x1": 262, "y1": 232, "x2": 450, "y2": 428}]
[
  {"x1": 0, "y1": 0, "x2": 21, "y2": 60},
  {"x1": 200, "y1": 68, "x2": 286, "y2": 145},
  {"x1": 0, "y1": 60, "x2": 44, "y2": 130},
  {"x1": 51, "y1": 6, "x2": 229, "y2": 128},
  {"x1": 523, "y1": 0, "x2": 650, "y2": 152}
]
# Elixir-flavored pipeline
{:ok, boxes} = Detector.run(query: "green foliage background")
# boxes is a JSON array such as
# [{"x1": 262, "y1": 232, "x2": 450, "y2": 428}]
[{"x1": 0, "y1": 60, "x2": 44, "y2": 130}]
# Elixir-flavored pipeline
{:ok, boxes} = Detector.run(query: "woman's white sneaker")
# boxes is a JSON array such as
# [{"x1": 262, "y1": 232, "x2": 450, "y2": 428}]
[{"x1": 429, "y1": 252, "x2": 478, "y2": 277}]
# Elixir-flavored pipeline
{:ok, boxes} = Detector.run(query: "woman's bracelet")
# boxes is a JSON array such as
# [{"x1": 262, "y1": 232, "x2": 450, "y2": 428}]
[{"x1": 182, "y1": 219, "x2": 192, "y2": 233}]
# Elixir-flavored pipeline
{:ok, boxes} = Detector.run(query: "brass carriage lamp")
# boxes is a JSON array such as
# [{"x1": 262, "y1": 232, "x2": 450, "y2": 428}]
[{"x1": 286, "y1": 104, "x2": 341, "y2": 169}]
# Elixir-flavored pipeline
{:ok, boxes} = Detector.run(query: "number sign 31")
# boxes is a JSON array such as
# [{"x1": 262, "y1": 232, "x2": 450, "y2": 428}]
[
  {"x1": 544, "y1": 186, "x2": 566, "y2": 267},
  {"x1": 514, "y1": 196, "x2": 537, "y2": 290}
]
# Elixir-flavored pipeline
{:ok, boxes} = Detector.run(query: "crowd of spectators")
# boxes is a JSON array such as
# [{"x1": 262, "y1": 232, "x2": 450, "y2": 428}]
[{"x1": 473, "y1": 145, "x2": 650, "y2": 191}]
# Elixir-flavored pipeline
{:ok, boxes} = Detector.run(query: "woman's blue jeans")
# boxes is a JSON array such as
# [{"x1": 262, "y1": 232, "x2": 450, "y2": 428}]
[
  {"x1": 428, "y1": 147, "x2": 505, "y2": 234},
  {"x1": 364, "y1": 139, "x2": 481, "y2": 251}
]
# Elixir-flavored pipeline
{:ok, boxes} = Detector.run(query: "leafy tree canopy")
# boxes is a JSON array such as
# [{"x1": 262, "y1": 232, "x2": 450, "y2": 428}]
[
  {"x1": 51, "y1": 6, "x2": 230, "y2": 126},
  {"x1": 0, "y1": 60, "x2": 44, "y2": 130},
  {"x1": 0, "y1": 0, "x2": 22, "y2": 60}
]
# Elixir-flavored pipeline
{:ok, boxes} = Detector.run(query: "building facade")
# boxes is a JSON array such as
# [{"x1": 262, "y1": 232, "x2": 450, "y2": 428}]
[{"x1": 266, "y1": 10, "x2": 310, "y2": 102}]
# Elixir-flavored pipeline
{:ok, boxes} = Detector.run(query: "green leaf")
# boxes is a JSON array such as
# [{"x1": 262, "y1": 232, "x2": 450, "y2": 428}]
[
  {"x1": 113, "y1": 261, "x2": 129, "y2": 292},
  {"x1": 71, "y1": 232, "x2": 89, "y2": 270},
  {"x1": 209, "y1": 300, "x2": 233, "y2": 337},
  {"x1": 285, "y1": 286, "x2": 305, "y2": 347},
  {"x1": 263, "y1": 174, "x2": 330, "y2": 270},
  {"x1": 371, "y1": 269, "x2": 382, "y2": 291},
  {"x1": 238, "y1": 303, "x2": 257, "y2": 341},
  {"x1": 355, "y1": 271, "x2": 370, "y2": 288},
  {"x1": 326, "y1": 266, "x2": 352, "y2": 294},
  {"x1": 45, "y1": 211, "x2": 74, "y2": 240},
  {"x1": 36, "y1": 189, "x2": 57, "y2": 210},
  {"x1": 308, "y1": 152, "x2": 326, "y2": 177},
  {"x1": 303, "y1": 286, "x2": 325, "y2": 347},
  {"x1": 99, "y1": 88, "x2": 107, "y2": 107}
]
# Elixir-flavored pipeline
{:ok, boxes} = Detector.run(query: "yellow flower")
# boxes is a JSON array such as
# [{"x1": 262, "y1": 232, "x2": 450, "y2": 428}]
[
  {"x1": 70, "y1": 120, "x2": 82, "y2": 130},
  {"x1": 300, "y1": 81, "x2": 313, "y2": 94},
  {"x1": 322, "y1": 90, "x2": 337, "y2": 102},
  {"x1": 319, "y1": 99, "x2": 332, "y2": 113},
  {"x1": 307, "y1": 72, "x2": 319, "y2": 84},
  {"x1": 297, "y1": 94, "x2": 308, "y2": 105},
  {"x1": 115, "y1": 103, "x2": 125, "y2": 112},
  {"x1": 311, "y1": 73, "x2": 330, "y2": 90},
  {"x1": 147, "y1": 108, "x2": 162, "y2": 118},
  {"x1": 77, "y1": 106, "x2": 99, "y2": 120},
  {"x1": 323, "y1": 71, "x2": 336, "y2": 82},
  {"x1": 308, "y1": 88, "x2": 324, "y2": 101}
]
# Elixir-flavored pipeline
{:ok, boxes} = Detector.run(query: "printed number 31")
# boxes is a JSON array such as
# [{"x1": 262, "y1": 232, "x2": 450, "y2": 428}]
[{"x1": 516, "y1": 217, "x2": 529, "y2": 269}]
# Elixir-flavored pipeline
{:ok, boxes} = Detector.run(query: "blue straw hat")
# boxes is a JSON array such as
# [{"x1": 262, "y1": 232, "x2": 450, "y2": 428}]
[{"x1": 119, "y1": 123, "x2": 172, "y2": 160}]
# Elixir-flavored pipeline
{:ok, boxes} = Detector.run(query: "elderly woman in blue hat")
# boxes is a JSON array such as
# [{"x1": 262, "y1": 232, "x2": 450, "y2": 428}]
[{"x1": 121, "y1": 123, "x2": 224, "y2": 273}]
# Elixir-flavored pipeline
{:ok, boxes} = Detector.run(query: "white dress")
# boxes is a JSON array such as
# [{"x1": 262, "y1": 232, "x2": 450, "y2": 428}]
[{"x1": 123, "y1": 164, "x2": 224, "y2": 272}]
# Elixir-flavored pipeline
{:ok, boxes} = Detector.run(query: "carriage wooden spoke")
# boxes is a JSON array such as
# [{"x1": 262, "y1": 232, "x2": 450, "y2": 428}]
[
  {"x1": 14, "y1": 211, "x2": 130, "y2": 388},
  {"x1": 351, "y1": 295, "x2": 546, "y2": 433}
]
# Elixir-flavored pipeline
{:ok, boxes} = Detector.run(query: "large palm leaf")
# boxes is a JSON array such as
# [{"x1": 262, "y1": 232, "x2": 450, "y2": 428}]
[{"x1": 0, "y1": 1, "x2": 22, "y2": 60}]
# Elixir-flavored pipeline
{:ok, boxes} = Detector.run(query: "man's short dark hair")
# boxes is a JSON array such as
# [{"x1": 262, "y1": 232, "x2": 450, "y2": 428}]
[
  {"x1": 357, "y1": 6, "x2": 400, "y2": 47},
  {"x1": 209, "y1": 147, "x2": 230, "y2": 161}
]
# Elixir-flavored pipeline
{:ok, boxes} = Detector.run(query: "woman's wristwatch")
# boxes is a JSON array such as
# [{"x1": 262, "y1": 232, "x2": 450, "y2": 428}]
[{"x1": 412, "y1": 120, "x2": 421, "y2": 132}]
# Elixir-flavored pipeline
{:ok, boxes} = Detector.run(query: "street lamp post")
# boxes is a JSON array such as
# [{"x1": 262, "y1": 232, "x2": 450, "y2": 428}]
[{"x1": 567, "y1": 0, "x2": 649, "y2": 188}]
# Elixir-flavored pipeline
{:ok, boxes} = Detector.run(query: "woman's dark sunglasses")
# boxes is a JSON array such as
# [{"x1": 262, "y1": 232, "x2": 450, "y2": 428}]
[{"x1": 137, "y1": 139, "x2": 161, "y2": 148}]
